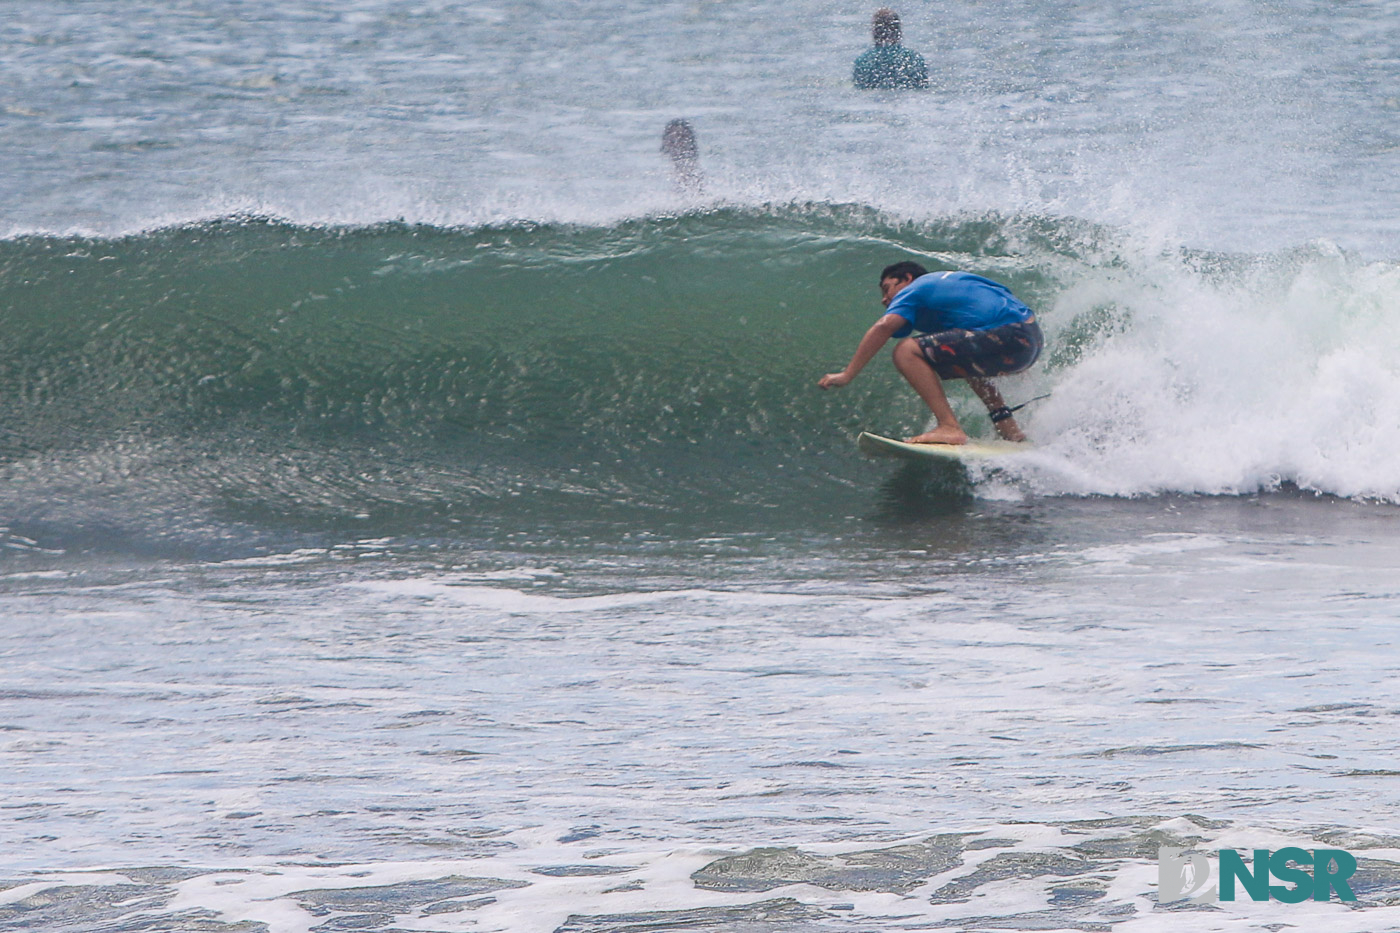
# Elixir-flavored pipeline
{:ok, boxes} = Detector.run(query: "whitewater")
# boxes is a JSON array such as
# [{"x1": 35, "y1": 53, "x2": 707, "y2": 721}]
[{"x1": 3, "y1": 2, "x2": 1400, "y2": 932}]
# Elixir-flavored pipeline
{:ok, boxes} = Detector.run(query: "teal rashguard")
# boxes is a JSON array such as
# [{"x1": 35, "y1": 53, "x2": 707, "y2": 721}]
[{"x1": 853, "y1": 46, "x2": 929, "y2": 90}]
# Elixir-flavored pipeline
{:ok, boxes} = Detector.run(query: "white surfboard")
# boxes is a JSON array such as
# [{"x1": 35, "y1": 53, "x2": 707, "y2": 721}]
[{"x1": 857, "y1": 431, "x2": 1030, "y2": 462}]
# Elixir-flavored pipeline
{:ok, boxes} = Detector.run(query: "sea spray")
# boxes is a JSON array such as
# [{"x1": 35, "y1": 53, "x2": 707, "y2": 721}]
[{"x1": 1030, "y1": 241, "x2": 1400, "y2": 499}]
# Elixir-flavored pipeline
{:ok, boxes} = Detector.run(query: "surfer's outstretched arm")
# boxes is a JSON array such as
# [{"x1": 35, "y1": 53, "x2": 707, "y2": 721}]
[{"x1": 818, "y1": 313, "x2": 905, "y2": 389}]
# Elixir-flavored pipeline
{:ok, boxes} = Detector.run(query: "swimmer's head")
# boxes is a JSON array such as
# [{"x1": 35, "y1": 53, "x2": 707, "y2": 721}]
[
  {"x1": 872, "y1": 8, "x2": 902, "y2": 46},
  {"x1": 661, "y1": 119, "x2": 698, "y2": 162}
]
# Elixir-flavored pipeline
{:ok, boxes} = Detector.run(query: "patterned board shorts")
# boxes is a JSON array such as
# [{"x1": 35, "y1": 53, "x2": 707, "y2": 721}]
[{"x1": 913, "y1": 319, "x2": 1043, "y2": 380}]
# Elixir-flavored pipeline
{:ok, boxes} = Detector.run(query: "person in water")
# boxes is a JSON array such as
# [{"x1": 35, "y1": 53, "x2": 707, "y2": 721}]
[
  {"x1": 818, "y1": 262, "x2": 1042, "y2": 444},
  {"x1": 660, "y1": 119, "x2": 703, "y2": 195},
  {"x1": 853, "y1": 9, "x2": 929, "y2": 90}
]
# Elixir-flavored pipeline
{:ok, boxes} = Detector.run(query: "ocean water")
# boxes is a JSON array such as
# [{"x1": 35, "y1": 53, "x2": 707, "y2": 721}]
[{"x1": 4, "y1": 2, "x2": 1400, "y2": 931}]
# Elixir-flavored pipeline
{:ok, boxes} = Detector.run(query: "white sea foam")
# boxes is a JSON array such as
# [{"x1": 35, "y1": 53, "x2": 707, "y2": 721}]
[
  {"x1": 358, "y1": 579, "x2": 829, "y2": 613},
  {"x1": 26, "y1": 819, "x2": 1400, "y2": 933},
  {"x1": 1000, "y1": 243, "x2": 1400, "y2": 501}
]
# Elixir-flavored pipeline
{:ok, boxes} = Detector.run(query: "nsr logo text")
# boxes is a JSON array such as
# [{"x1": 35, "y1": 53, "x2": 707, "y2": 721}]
[{"x1": 1158, "y1": 847, "x2": 1357, "y2": 903}]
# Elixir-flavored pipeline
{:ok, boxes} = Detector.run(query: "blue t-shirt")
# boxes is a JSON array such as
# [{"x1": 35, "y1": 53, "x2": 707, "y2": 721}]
[{"x1": 883, "y1": 271, "x2": 1033, "y2": 338}]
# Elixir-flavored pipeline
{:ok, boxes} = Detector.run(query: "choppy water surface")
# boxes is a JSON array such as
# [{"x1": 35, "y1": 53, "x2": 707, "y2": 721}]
[{"x1": 5, "y1": 494, "x2": 1400, "y2": 931}]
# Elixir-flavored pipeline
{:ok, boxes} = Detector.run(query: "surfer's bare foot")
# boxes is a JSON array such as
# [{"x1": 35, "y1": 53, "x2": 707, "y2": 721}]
[
  {"x1": 994, "y1": 418, "x2": 1026, "y2": 442},
  {"x1": 907, "y1": 426, "x2": 969, "y2": 445}
]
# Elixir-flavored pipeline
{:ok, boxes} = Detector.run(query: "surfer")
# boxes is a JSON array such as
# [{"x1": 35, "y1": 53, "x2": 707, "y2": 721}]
[
  {"x1": 818, "y1": 262, "x2": 1042, "y2": 445},
  {"x1": 853, "y1": 9, "x2": 929, "y2": 90}
]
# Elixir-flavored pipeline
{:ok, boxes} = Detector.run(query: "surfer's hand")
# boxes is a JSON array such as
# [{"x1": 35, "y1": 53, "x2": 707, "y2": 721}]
[{"x1": 818, "y1": 372, "x2": 852, "y2": 389}]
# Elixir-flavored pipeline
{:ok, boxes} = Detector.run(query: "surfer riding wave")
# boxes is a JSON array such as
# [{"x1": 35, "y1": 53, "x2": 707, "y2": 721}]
[{"x1": 818, "y1": 262, "x2": 1042, "y2": 445}]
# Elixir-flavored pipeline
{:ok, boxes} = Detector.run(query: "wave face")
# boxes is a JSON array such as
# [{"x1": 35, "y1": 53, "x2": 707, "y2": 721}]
[{"x1": 2, "y1": 206, "x2": 1398, "y2": 551}]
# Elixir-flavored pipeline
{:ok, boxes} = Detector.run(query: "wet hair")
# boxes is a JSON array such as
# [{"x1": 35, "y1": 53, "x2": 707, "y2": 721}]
[
  {"x1": 872, "y1": 8, "x2": 902, "y2": 46},
  {"x1": 661, "y1": 119, "x2": 698, "y2": 162},
  {"x1": 880, "y1": 261, "x2": 928, "y2": 282}
]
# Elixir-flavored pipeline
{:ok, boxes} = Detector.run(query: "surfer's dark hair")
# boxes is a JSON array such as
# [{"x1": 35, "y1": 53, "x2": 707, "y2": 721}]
[
  {"x1": 661, "y1": 119, "x2": 697, "y2": 161},
  {"x1": 872, "y1": 8, "x2": 902, "y2": 46},
  {"x1": 880, "y1": 261, "x2": 928, "y2": 282}
]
